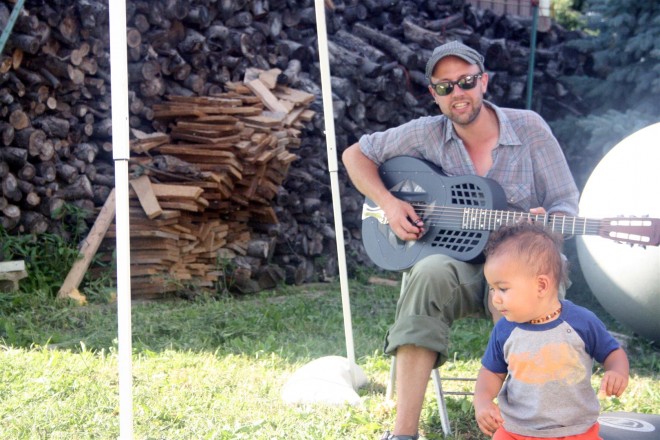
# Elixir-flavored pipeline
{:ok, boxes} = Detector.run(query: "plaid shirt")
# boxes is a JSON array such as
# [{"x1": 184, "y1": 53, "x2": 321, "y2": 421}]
[{"x1": 358, "y1": 101, "x2": 579, "y2": 215}]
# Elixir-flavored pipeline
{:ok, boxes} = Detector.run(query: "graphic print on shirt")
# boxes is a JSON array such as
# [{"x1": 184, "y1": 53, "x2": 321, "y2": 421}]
[{"x1": 508, "y1": 342, "x2": 586, "y2": 385}]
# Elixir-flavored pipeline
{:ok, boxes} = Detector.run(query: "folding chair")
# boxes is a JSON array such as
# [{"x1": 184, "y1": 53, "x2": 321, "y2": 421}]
[{"x1": 385, "y1": 271, "x2": 475, "y2": 437}]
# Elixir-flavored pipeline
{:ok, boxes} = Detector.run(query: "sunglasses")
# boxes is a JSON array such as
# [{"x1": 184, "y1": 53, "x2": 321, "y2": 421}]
[{"x1": 430, "y1": 73, "x2": 483, "y2": 96}]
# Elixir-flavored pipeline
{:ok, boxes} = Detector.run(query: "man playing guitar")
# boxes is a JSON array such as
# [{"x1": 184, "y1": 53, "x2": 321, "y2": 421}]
[{"x1": 342, "y1": 40, "x2": 579, "y2": 440}]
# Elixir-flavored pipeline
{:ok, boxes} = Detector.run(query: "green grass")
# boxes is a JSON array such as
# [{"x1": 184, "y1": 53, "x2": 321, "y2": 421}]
[{"x1": 1, "y1": 277, "x2": 659, "y2": 439}]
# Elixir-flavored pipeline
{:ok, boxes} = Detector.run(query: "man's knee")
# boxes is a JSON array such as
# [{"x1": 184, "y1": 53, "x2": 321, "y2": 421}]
[
  {"x1": 406, "y1": 254, "x2": 483, "y2": 300},
  {"x1": 406, "y1": 255, "x2": 462, "y2": 296},
  {"x1": 409, "y1": 254, "x2": 458, "y2": 277}
]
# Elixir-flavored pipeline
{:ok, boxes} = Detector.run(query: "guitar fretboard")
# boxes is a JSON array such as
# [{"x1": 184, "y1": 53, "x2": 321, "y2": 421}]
[
  {"x1": 462, "y1": 208, "x2": 600, "y2": 235},
  {"x1": 459, "y1": 208, "x2": 658, "y2": 245}
]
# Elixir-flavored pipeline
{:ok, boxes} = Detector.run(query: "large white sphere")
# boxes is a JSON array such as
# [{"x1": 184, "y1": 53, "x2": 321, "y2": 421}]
[{"x1": 576, "y1": 123, "x2": 660, "y2": 344}]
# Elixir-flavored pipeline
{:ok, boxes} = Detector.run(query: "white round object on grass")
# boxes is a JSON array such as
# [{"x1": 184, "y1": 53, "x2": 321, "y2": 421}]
[{"x1": 576, "y1": 123, "x2": 660, "y2": 344}]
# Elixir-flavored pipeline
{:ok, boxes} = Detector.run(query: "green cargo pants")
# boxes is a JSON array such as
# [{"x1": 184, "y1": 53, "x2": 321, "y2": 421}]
[{"x1": 383, "y1": 254, "x2": 489, "y2": 369}]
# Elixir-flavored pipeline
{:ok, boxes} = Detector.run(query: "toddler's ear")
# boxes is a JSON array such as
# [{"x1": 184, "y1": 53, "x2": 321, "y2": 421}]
[{"x1": 536, "y1": 274, "x2": 552, "y2": 297}]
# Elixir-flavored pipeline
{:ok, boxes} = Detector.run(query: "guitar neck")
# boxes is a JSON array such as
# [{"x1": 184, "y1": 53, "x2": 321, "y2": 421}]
[
  {"x1": 458, "y1": 208, "x2": 660, "y2": 247},
  {"x1": 463, "y1": 208, "x2": 600, "y2": 236}
]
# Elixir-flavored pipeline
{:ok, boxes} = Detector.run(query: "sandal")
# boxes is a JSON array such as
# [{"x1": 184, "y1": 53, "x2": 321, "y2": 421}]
[{"x1": 380, "y1": 431, "x2": 419, "y2": 440}]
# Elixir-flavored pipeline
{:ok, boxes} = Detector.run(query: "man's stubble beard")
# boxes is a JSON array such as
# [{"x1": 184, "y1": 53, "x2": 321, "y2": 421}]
[{"x1": 443, "y1": 97, "x2": 483, "y2": 127}]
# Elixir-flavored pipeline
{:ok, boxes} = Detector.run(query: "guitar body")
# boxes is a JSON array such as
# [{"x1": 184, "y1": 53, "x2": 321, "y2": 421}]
[{"x1": 362, "y1": 156, "x2": 508, "y2": 271}]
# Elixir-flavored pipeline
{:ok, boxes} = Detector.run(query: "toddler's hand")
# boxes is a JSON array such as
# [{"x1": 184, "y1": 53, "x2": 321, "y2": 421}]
[
  {"x1": 599, "y1": 370, "x2": 628, "y2": 398},
  {"x1": 475, "y1": 401, "x2": 504, "y2": 437}
]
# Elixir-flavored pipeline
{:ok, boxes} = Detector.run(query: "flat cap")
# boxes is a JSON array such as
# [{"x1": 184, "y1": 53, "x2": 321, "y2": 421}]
[{"x1": 425, "y1": 41, "x2": 485, "y2": 81}]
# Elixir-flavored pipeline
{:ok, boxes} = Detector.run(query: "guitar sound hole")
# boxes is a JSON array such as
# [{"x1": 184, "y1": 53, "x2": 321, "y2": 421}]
[
  {"x1": 451, "y1": 183, "x2": 487, "y2": 207},
  {"x1": 431, "y1": 229, "x2": 484, "y2": 252}
]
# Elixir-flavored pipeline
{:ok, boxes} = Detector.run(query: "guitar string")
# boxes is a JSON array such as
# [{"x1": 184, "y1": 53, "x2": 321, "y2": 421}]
[
  {"x1": 407, "y1": 202, "x2": 658, "y2": 226},
  {"x1": 406, "y1": 203, "x2": 616, "y2": 234},
  {"x1": 407, "y1": 214, "x2": 652, "y2": 241}
]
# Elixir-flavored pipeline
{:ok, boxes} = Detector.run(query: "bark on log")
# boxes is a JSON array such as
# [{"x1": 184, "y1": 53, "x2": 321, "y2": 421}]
[{"x1": 352, "y1": 22, "x2": 422, "y2": 68}]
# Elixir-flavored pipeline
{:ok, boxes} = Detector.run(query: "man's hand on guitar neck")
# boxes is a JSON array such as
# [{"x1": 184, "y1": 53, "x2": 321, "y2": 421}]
[{"x1": 382, "y1": 197, "x2": 425, "y2": 241}]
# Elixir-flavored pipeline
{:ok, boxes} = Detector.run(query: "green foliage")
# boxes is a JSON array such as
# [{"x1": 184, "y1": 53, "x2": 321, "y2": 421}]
[
  {"x1": 1, "y1": 228, "x2": 80, "y2": 297},
  {"x1": 552, "y1": 0, "x2": 586, "y2": 30},
  {"x1": 550, "y1": 108, "x2": 658, "y2": 189},
  {"x1": 0, "y1": 224, "x2": 114, "y2": 304},
  {"x1": 51, "y1": 202, "x2": 93, "y2": 241},
  {"x1": 551, "y1": 0, "x2": 660, "y2": 187},
  {"x1": 563, "y1": 0, "x2": 660, "y2": 111}
]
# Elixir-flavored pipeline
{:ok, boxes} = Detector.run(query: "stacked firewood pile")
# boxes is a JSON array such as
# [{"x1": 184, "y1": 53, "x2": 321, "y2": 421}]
[
  {"x1": 0, "y1": 0, "x2": 114, "y2": 238},
  {"x1": 100, "y1": 75, "x2": 316, "y2": 297},
  {"x1": 0, "y1": 0, "x2": 592, "y2": 297}
]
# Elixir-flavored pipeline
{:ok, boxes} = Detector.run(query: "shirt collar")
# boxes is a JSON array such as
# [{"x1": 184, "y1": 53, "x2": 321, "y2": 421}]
[{"x1": 443, "y1": 100, "x2": 523, "y2": 147}]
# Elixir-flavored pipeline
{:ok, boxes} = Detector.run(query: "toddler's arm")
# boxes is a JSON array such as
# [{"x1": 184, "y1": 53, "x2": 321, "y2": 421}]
[
  {"x1": 599, "y1": 347, "x2": 629, "y2": 398},
  {"x1": 474, "y1": 366, "x2": 506, "y2": 437}
]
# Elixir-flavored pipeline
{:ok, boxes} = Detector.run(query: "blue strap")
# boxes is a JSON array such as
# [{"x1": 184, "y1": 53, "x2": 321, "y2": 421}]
[{"x1": 0, "y1": 0, "x2": 27, "y2": 55}]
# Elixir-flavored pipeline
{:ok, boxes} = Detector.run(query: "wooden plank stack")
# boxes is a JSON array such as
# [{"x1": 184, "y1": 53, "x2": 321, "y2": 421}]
[{"x1": 98, "y1": 68, "x2": 316, "y2": 299}]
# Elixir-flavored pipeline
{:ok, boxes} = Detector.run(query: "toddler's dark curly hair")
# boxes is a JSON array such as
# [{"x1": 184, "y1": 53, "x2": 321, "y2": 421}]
[{"x1": 484, "y1": 221, "x2": 568, "y2": 288}]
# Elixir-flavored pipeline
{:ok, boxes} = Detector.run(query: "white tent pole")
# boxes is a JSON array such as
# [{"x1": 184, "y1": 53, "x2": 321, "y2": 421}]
[
  {"x1": 313, "y1": 0, "x2": 357, "y2": 385},
  {"x1": 108, "y1": 0, "x2": 134, "y2": 438}
]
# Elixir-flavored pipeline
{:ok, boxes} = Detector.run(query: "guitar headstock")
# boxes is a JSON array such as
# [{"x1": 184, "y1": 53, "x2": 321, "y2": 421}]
[{"x1": 600, "y1": 217, "x2": 660, "y2": 247}]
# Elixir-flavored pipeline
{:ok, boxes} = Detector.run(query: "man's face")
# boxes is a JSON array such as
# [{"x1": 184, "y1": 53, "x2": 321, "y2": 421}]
[{"x1": 428, "y1": 56, "x2": 488, "y2": 126}]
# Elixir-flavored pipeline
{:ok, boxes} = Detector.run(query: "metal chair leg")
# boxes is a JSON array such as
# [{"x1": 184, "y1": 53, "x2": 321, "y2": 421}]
[{"x1": 431, "y1": 368, "x2": 452, "y2": 436}]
